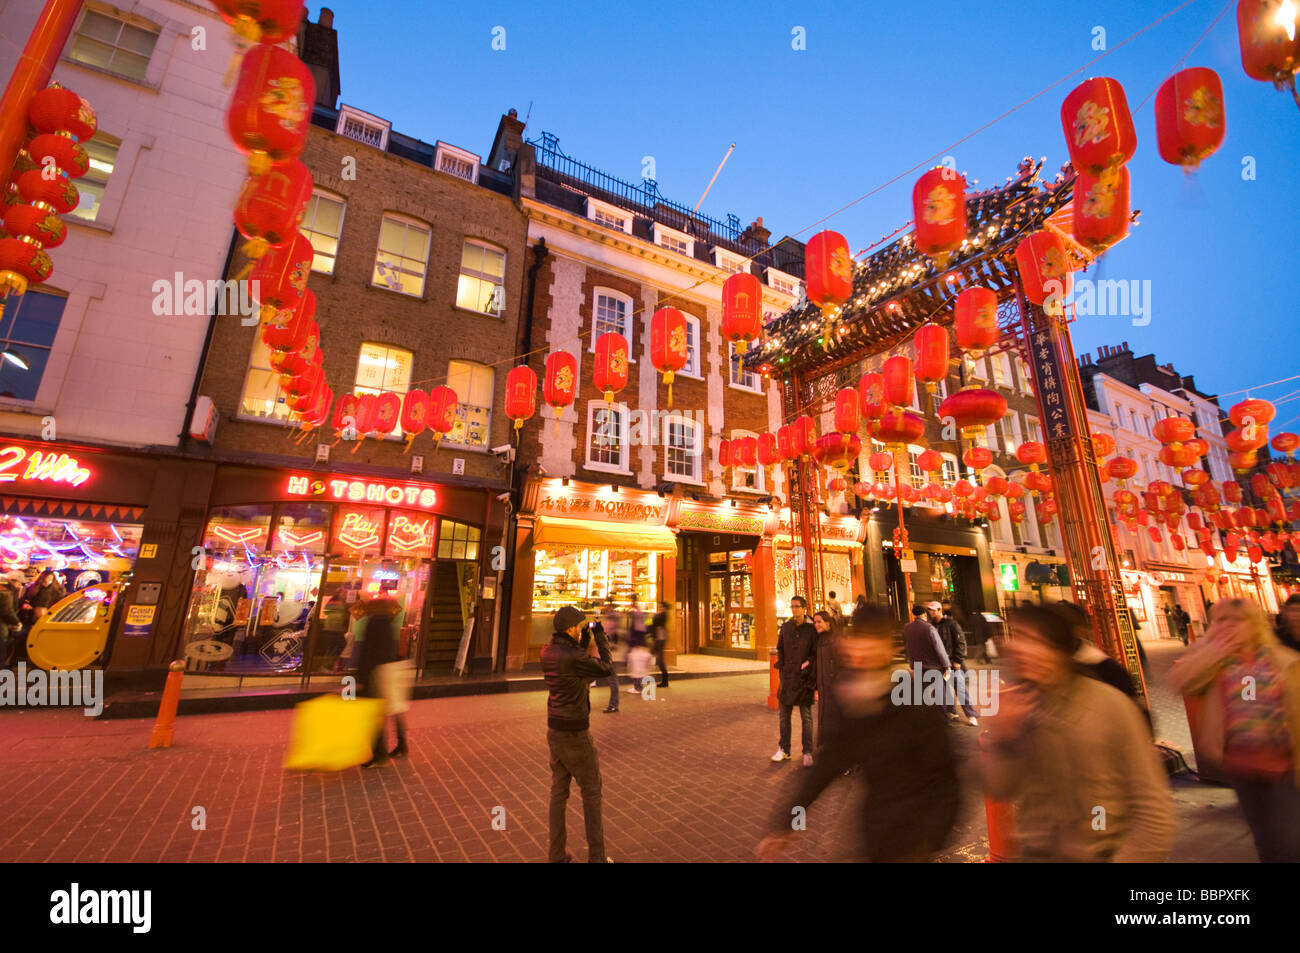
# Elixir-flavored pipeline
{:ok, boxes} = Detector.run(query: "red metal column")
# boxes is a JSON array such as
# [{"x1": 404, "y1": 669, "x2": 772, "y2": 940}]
[
  {"x1": 0, "y1": 0, "x2": 82, "y2": 183},
  {"x1": 1015, "y1": 284, "x2": 1148, "y2": 704}
]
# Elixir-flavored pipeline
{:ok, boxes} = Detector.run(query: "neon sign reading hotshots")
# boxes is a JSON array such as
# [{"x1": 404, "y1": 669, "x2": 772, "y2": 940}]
[{"x1": 287, "y1": 475, "x2": 436, "y2": 509}]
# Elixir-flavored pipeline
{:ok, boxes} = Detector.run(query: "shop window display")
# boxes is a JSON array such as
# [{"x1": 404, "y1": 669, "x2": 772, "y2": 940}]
[
  {"x1": 0, "y1": 514, "x2": 141, "y2": 606},
  {"x1": 531, "y1": 546, "x2": 658, "y2": 647}
]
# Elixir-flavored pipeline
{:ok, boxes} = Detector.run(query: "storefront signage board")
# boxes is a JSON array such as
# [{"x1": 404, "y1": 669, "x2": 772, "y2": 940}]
[
  {"x1": 536, "y1": 493, "x2": 665, "y2": 523},
  {"x1": 0, "y1": 445, "x2": 93, "y2": 488},
  {"x1": 122, "y1": 604, "x2": 155, "y2": 638},
  {"x1": 677, "y1": 509, "x2": 764, "y2": 535},
  {"x1": 287, "y1": 474, "x2": 437, "y2": 510}
]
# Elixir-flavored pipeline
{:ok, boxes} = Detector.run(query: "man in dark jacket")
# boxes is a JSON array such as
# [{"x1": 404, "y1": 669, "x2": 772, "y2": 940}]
[
  {"x1": 772, "y1": 595, "x2": 818, "y2": 766},
  {"x1": 930, "y1": 601, "x2": 978, "y2": 725},
  {"x1": 650, "y1": 601, "x2": 670, "y2": 688},
  {"x1": 758, "y1": 604, "x2": 960, "y2": 862},
  {"x1": 541, "y1": 605, "x2": 613, "y2": 863},
  {"x1": 904, "y1": 603, "x2": 952, "y2": 675}
]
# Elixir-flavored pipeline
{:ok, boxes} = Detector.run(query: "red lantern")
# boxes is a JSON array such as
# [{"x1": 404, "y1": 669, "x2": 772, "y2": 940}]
[
  {"x1": 592, "y1": 332, "x2": 629, "y2": 403},
  {"x1": 853, "y1": 481, "x2": 872, "y2": 499},
  {"x1": 719, "y1": 439, "x2": 733, "y2": 475},
  {"x1": 735, "y1": 435, "x2": 757, "y2": 468},
  {"x1": 1227, "y1": 428, "x2": 1268, "y2": 453},
  {"x1": 1182, "y1": 468, "x2": 1210, "y2": 487},
  {"x1": 227, "y1": 43, "x2": 316, "y2": 174},
  {"x1": 1158, "y1": 445, "x2": 1199, "y2": 468},
  {"x1": 214, "y1": 0, "x2": 305, "y2": 43},
  {"x1": 963, "y1": 447, "x2": 994, "y2": 471},
  {"x1": 1229, "y1": 451, "x2": 1259, "y2": 472},
  {"x1": 1061, "y1": 77, "x2": 1137, "y2": 174},
  {"x1": 804, "y1": 230, "x2": 853, "y2": 317},
  {"x1": 352, "y1": 393, "x2": 378, "y2": 436},
  {"x1": 427, "y1": 385, "x2": 457, "y2": 443},
  {"x1": 251, "y1": 231, "x2": 314, "y2": 310},
  {"x1": 1073, "y1": 165, "x2": 1130, "y2": 254},
  {"x1": 882, "y1": 355, "x2": 914, "y2": 407},
  {"x1": 917, "y1": 449, "x2": 944, "y2": 474},
  {"x1": 1, "y1": 205, "x2": 65, "y2": 249},
  {"x1": 1014, "y1": 230, "x2": 1071, "y2": 311},
  {"x1": 543, "y1": 351, "x2": 578, "y2": 430},
  {"x1": 1155, "y1": 68, "x2": 1226, "y2": 170},
  {"x1": 912, "y1": 323, "x2": 950, "y2": 394},
  {"x1": 649, "y1": 307, "x2": 688, "y2": 407},
  {"x1": 985, "y1": 476, "x2": 1010, "y2": 498},
  {"x1": 953, "y1": 287, "x2": 999, "y2": 356},
  {"x1": 1237, "y1": 0, "x2": 1300, "y2": 84},
  {"x1": 1183, "y1": 437, "x2": 1210, "y2": 458},
  {"x1": 262, "y1": 290, "x2": 314, "y2": 353},
  {"x1": 871, "y1": 409, "x2": 925, "y2": 447},
  {"x1": 28, "y1": 85, "x2": 97, "y2": 142},
  {"x1": 791, "y1": 416, "x2": 818, "y2": 459},
  {"x1": 869, "y1": 450, "x2": 895, "y2": 473},
  {"x1": 1229, "y1": 398, "x2": 1276, "y2": 428},
  {"x1": 721, "y1": 273, "x2": 763, "y2": 355},
  {"x1": 25, "y1": 133, "x2": 89, "y2": 179},
  {"x1": 814, "y1": 433, "x2": 862, "y2": 470},
  {"x1": 938, "y1": 388, "x2": 1007, "y2": 436},
  {"x1": 1107, "y1": 456, "x2": 1138, "y2": 481},
  {"x1": 911, "y1": 168, "x2": 967, "y2": 261},
  {"x1": 332, "y1": 393, "x2": 359, "y2": 434},
  {"x1": 776, "y1": 426, "x2": 793, "y2": 462},
  {"x1": 1091, "y1": 432, "x2": 1116, "y2": 458},
  {"x1": 953, "y1": 480, "x2": 975, "y2": 498},
  {"x1": 831, "y1": 387, "x2": 861, "y2": 441},
  {"x1": 858, "y1": 372, "x2": 887, "y2": 420},
  {"x1": 400, "y1": 388, "x2": 429, "y2": 445},
  {"x1": 1015, "y1": 441, "x2": 1047, "y2": 470},
  {"x1": 758, "y1": 433, "x2": 780, "y2": 474},
  {"x1": 235, "y1": 160, "x2": 313, "y2": 258},
  {"x1": 1223, "y1": 480, "x2": 1243, "y2": 504},
  {"x1": 1247, "y1": 544, "x2": 1264, "y2": 564},
  {"x1": 15, "y1": 169, "x2": 78, "y2": 215},
  {"x1": 1271, "y1": 432, "x2": 1300, "y2": 456},
  {"x1": 1171, "y1": 534, "x2": 1186, "y2": 552},
  {"x1": 504, "y1": 365, "x2": 537, "y2": 434},
  {"x1": 373, "y1": 392, "x2": 401, "y2": 434}
]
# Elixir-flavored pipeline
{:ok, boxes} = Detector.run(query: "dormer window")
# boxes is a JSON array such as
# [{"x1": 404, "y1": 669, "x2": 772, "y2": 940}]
[
  {"x1": 652, "y1": 222, "x2": 694, "y2": 258},
  {"x1": 336, "y1": 104, "x2": 390, "y2": 150},
  {"x1": 586, "y1": 197, "x2": 631, "y2": 234},
  {"x1": 712, "y1": 247, "x2": 748, "y2": 274},
  {"x1": 766, "y1": 267, "x2": 801, "y2": 297},
  {"x1": 435, "y1": 141, "x2": 481, "y2": 184}
]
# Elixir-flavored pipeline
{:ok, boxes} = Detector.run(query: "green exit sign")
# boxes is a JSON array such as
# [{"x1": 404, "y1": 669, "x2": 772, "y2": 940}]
[{"x1": 999, "y1": 564, "x2": 1019, "y2": 592}]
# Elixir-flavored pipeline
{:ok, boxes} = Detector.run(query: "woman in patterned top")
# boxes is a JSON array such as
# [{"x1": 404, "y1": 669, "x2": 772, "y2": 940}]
[{"x1": 1170, "y1": 598, "x2": 1300, "y2": 862}]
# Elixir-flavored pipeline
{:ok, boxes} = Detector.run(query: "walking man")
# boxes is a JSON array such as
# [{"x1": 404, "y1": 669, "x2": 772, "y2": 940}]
[
  {"x1": 930, "y1": 601, "x2": 978, "y2": 726},
  {"x1": 904, "y1": 603, "x2": 952, "y2": 703},
  {"x1": 541, "y1": 605, "x2": 613, "y2": 863},
  {"x1": 772, "y1": 595, "x2": 818, "y2": 766},
  {"x1": 650, "y1": 601, "x2": 671, "y2": 688}
]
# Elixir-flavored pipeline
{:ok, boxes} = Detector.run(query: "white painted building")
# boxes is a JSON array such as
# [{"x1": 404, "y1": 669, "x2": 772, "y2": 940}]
[{"x1": 0, "y1": 0, "x2": 246, "y2": 447}]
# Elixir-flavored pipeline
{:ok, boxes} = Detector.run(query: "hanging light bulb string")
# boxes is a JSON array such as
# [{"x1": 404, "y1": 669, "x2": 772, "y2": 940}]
[{"x1": 403, "y1": 0, "x2": 1202, "y2": 392}]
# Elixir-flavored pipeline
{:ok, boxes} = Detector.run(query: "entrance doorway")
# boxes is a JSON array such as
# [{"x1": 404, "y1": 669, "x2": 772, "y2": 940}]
[{"x1": 706, "y1": 549, "x2": 756, "y2": 651}]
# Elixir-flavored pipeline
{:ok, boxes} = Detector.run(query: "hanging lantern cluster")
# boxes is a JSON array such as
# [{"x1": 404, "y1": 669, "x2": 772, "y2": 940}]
[
  {"x1": 1060, "y1": 77, "x2": 1137, "y2": 254},
  {"x1": 1, "y1": 84, "x2": 98, "y2": 319},
  {"x1": 1225, "y1": 398, "x2": 1275, "y2": 470}
]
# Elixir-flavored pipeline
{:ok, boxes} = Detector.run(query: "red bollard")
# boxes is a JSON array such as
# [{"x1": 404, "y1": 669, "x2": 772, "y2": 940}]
[
  {"x1": 148, "y1": 660, "x2": 185, "y2": 749},
  {"x1": 767, "y1": 647, "x2": 780, "y2": 710}
]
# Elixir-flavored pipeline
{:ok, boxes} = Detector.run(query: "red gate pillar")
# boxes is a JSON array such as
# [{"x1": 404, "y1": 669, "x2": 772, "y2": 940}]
[{"x1": 0, "y1": 0, "x2": 82, "y2": 183}]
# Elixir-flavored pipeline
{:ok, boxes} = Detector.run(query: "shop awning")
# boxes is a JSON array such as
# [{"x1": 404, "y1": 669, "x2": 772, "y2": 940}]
[{"x1": 532, "y1": 515, "x2": 676, "y2": 554}]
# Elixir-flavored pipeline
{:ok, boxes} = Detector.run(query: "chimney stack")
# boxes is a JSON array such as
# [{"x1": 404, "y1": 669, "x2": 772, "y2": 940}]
[{"x1": 319, "y1": 6, "x2": 334, "y2": 27}]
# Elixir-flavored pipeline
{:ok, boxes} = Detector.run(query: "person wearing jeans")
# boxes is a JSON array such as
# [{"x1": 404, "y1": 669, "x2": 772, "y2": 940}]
[
  {"x1": 929, "y1": 602, "x2": 978, "y2": 726},
  {"x1": 772, "y1": 595, "x2": 818, "y2": 766},
  {"x1": 541, "y1": 605, "x2": 613, "y2": 862}
]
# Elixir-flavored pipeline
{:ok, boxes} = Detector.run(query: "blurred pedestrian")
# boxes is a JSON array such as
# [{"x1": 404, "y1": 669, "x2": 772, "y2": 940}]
[
  {"x1": 758, "y1": 604, "x2": 959, "y2": 862},
  {"x1": 771, "y1": 595, "x2": 817, "y2": 766},
  {"x1": 0, "y1": 574, "x2": 20, "y2": 668},
  {"x1": 1169, "y1": 598, "x2": 1300, "y2": 862},
  {"x1": 541, "y1": 605, "x2": 614, "y2": 863},
  {"x1": 600, "y1": 600, "x2": 623, "y2": 713},
  {"x1": 929, "y1": 600, "x2": 977, "y2": 726},
  {"x1": 625, "y1": 599, "x2": 650, "y2": 693},
  {"x1": 650, "y1": 601, "x2": 670, "y2": 688},
  {"x1": 826, "y1": 591, "x2": 842, "y2": 621},
  {"x1": 355, "y1": 591, "x2": 407, "y2": 768},
  {"x1": 26, "y1": 568, "x2": 64, "y2": 618},
  {"x1": 1275, "y1": 594, "x2": 1300, "y2": 652},
  {"x1": 812, "y1": 609, "x2": 837, "y2": 744},
  {"x1": 983, "y1": 604, "x2": 1175, "y2": 862},
  {"x1": 854, "y1": 594, "x2": 869, "y2": 613},
  {"x1": 1175, "y1": 606, "x2": 1192, "y2": 646}
]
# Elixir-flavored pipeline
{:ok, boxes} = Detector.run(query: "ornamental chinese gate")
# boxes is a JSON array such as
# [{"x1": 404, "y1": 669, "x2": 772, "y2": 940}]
[{"x1": 752, "y1": 158, "x2": 1147, "y2": 702}]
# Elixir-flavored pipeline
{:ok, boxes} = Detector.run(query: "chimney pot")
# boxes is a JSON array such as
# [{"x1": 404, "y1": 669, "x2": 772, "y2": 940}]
[
  {"x1": 318, "y1": 7, "x2": 334, "y2": 27},
  {"x1": 1097, "y1": 347, "x2": 1105, "y2": 358}
]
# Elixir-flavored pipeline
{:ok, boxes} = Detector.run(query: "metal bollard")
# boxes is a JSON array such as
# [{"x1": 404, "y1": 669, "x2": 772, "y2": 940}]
[
  {"x1": 148, "y1": 660, "x2": 186, "y2": 749},
  {"x1": 767, "y1": 647, "x2": 780, "y2": 710}
]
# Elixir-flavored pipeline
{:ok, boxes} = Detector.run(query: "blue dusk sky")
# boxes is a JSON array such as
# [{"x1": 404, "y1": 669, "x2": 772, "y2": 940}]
[{"x1": 317, "y1": 0, "x2": 1299, "y2": 424}]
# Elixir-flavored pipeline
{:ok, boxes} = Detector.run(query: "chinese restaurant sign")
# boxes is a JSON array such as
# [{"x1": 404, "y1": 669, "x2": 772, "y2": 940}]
[
  {"x1": 676, "y1": 509, "x2": 764, "y2": 535},
  {"x1": 1026, "y1": 329, "x2": 1071, "y2": 439},
  {"x1": 287, "y1": 475, "x2": 436, "y2": 509},
  {"x1": 537, "y1": 494, "x2": 665, "y2": 523},
  {"x1": 0, "y1": 445, "x2": 92, "y2": 488}
]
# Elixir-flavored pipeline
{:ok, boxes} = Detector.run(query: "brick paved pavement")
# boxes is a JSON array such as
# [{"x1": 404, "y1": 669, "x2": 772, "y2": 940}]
[{"x1": 0, "y1": 664, "x2": 1257, "y2": 863}]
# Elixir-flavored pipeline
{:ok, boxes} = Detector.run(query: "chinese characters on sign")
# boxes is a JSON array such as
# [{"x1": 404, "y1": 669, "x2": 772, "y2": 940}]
[{"x1": 1027, "y1": 330, "x2": 1072, "y2": 439}]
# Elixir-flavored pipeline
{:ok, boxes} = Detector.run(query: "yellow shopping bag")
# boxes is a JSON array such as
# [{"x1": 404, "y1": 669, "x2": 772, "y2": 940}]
[{"x1": 283, "y1": 695, "x2": 385, "y2": 771}]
